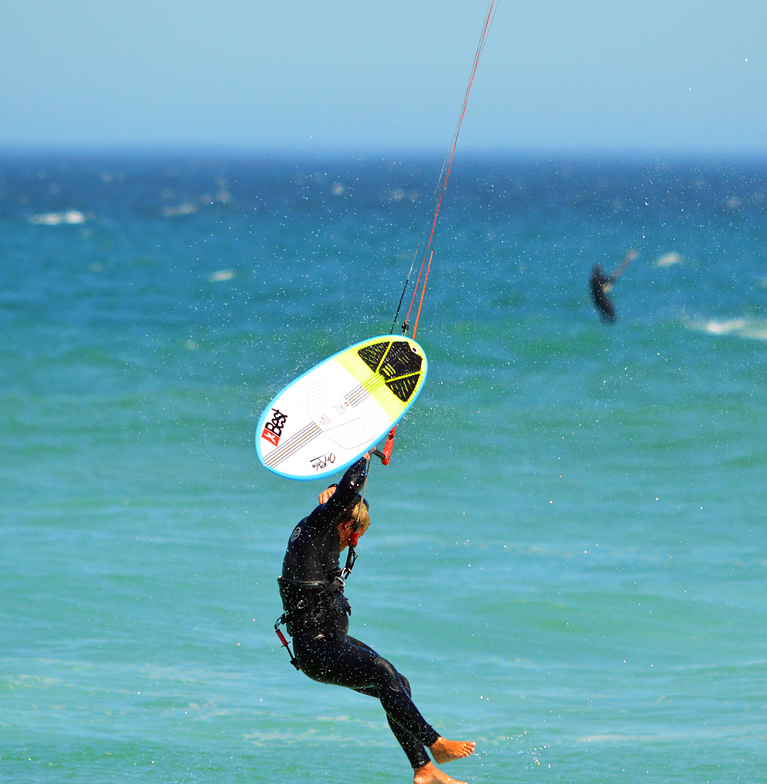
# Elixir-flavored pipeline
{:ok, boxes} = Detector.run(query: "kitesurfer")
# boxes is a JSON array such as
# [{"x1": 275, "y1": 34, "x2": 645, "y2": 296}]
[
  {"x1": 277, "y1": 453, "x2": 476, "y2": 784},
  {"x1": 590, "y1": 249, "x2": 637, "y2": 322}
]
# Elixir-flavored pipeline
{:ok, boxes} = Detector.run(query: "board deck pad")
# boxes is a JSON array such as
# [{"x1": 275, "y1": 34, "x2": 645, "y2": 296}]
[{"x1": 256, "y1": 335, "x2": 427, "y2": 480}]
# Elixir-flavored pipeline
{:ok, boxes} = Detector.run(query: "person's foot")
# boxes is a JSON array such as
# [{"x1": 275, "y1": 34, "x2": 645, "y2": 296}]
[
  {"x1": 429, "y1": 737, "x2": 476, "y2": 765},
  {"x1": 413, "y1": 762, "x2": 467, "y2": 784}
]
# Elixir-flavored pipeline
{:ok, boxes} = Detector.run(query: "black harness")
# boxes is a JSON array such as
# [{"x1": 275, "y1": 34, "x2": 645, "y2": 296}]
[{"x1": 274, "y1": 537, "x2": 359, "y2": 671}]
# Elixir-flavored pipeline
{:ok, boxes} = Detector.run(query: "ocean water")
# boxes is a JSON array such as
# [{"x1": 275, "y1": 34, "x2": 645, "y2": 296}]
[{"x1": 1, "y1": 152, "x2": 766, "y2": 783}]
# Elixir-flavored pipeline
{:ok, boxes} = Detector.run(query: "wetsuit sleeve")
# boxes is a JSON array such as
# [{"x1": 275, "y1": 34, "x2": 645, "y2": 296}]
[{"x1": 304, "y1": 457, "x2": 369, "y2": 534}]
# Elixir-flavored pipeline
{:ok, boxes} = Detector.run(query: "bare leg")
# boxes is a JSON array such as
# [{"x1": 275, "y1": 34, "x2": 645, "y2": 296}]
[{"x1": 430, "y1": 736, "x2": 476, "y2": 765}]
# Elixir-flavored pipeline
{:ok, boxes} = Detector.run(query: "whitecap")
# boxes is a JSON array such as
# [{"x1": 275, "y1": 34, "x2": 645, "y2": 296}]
[
  {"x1": 208, "y1": 269, "x2": 235, "y2": 282},
  {"x1": 688, "y1": 318, "x2": 767, "y2": 341},
  {"x1": 161, "y1": 203, "x2": 197, "y2": 217},
  {"x1": 654, "y1": 251, "x2": 684, "y2": 268},
  {"x1": 29, "y1": 210, "x2": 87, "y2": 225}
]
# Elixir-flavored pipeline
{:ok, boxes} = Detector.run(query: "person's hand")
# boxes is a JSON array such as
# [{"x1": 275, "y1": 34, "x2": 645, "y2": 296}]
[{"x1": 318, "y1": 486, "x2": 336, "y2": 504}]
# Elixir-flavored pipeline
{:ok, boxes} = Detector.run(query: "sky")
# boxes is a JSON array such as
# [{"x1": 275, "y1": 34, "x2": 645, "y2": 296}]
[{"x1": 1, "y1": 0, "x2": 766, "y2": 157}]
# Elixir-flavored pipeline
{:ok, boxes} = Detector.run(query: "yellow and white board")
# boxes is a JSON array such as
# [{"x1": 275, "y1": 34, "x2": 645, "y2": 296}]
[{"x1": 256, "y1": 335, "x2": 427, "y2": 480}]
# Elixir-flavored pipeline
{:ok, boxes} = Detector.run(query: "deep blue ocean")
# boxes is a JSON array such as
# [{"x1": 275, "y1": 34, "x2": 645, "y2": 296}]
[{"x1": 1, "y1": 151, "x2": 765, "y2": 783}]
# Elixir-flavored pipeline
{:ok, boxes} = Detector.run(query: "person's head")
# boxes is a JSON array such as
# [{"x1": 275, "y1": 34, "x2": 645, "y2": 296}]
[{"x1": 337, "y1": 496, "x2": 370, "y2": 549}]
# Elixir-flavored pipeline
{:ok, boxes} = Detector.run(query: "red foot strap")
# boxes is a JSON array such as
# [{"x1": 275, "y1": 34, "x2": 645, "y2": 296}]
[{"x1": 382, "y1": 427, "x2": 397, "y2": 465}]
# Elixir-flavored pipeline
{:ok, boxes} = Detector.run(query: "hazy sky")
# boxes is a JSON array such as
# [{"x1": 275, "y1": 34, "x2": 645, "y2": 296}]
[{"x1": 2, "y1": 0, "x2": 766, "y2": 156}]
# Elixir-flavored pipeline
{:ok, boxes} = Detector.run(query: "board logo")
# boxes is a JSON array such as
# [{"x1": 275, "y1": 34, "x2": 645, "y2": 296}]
[
  {"x1": 261, "y1": 408, "x2": 288, "y2": 447},
  {"x1": 310, "y1": 452, "x2": 336, "y2": 472}
]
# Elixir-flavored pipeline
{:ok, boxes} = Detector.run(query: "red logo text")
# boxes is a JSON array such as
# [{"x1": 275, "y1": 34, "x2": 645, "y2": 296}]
[{"x1": 261, "y1": 409, "x2": 288, "y2": 447}]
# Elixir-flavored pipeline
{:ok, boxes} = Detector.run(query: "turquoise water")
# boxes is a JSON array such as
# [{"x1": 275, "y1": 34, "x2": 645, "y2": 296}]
[{"x1": 1, "y1": 153, "x2": 766, "y2": 783}]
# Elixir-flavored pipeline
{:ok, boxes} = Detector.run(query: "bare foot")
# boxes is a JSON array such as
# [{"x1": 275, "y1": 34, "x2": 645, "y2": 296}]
[
  {"x1": 413, "y1": 761, "x2": 467, "y2": 784},
  {"x1": 429, "y1": 736, "x2": 476, "y2": 765}
]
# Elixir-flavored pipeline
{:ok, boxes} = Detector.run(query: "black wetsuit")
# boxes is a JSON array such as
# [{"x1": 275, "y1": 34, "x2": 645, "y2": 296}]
[
  {"x1": 278, "y1": 457, "x2": 439, "y2": 769},
  {"x1": 590, "y1": 264, "x2": 617, "y2": 322}
]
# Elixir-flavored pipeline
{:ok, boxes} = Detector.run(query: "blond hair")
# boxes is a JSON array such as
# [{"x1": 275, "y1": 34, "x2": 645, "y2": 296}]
[{"x1": 349, "y1": 499, "x2": 370, "y2": 534}]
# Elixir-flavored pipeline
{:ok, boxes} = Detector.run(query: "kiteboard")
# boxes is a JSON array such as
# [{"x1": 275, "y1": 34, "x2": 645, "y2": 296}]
[{"x1": 256, "y1": 334, "x2": 428, "y2": 481}]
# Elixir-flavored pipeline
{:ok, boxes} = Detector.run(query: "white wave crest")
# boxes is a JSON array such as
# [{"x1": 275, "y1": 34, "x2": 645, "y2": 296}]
[
  {"x1": 687, "y1": 318, "x2": 767, "y2": 341},
  {"x1": 29, "y1": 210, "x2": 87, "y2": 225}
]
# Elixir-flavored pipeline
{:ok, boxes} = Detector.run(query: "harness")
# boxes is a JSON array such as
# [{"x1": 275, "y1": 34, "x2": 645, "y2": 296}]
[{"x1": 273, "y1": 573, "x2": 349, "y2": 670}]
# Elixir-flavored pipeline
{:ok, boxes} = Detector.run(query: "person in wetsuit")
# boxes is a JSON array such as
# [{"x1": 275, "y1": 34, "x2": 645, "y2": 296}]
[
  {"x1": 590, "y1": 249, "x2": 637, "y2": 323},
  {"x1": 277, "y1": 453, "x2": 476, "y2": 784}
]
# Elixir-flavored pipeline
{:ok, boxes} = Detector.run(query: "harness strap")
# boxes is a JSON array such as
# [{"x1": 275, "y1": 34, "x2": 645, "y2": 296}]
[
  {"x1": 274, "y1": 614, "x2": 300, "y2": 670},
  {"x1": 342, "y1": 542, "x2": 357, "y2": 580},
  {"x1": 341, "y1": 458, "x2": 371, "y2": 579}
]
